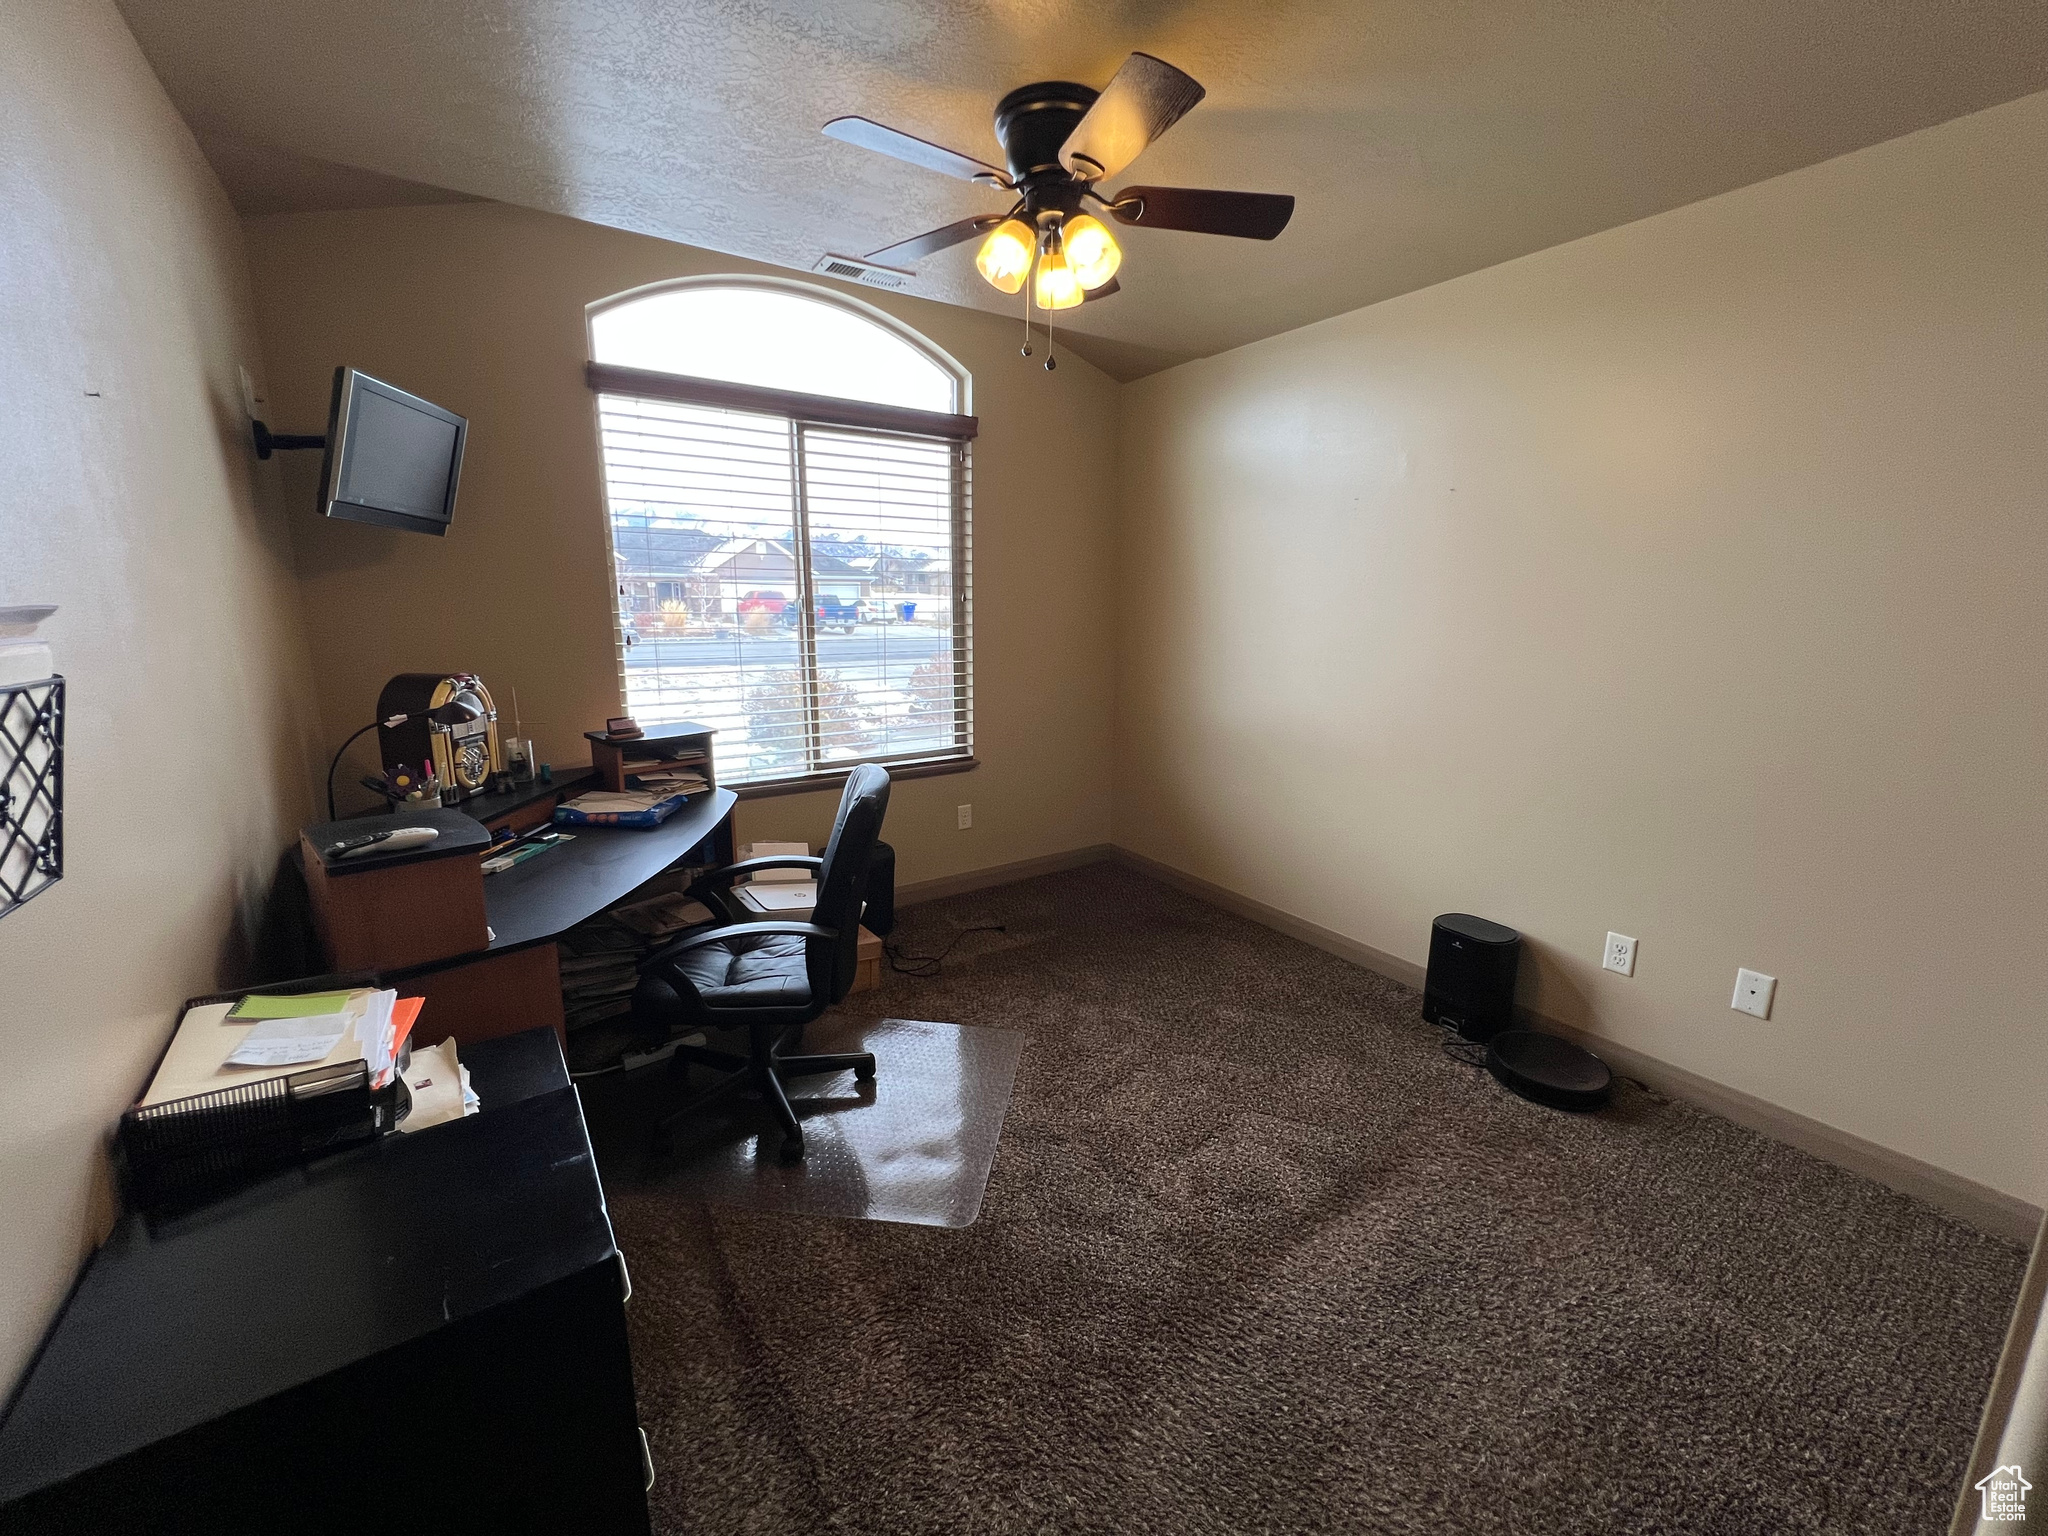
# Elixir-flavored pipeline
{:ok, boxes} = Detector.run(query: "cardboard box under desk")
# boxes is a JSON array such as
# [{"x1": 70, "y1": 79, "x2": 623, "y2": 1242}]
[{"x1": 851, "y1": 926, "x2": 882, "y2": 994}]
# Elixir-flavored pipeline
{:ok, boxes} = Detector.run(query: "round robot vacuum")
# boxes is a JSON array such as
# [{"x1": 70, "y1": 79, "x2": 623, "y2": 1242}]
[{"x1": 1485, "y1": 1030, "x2": 1613, "y2": 1111}]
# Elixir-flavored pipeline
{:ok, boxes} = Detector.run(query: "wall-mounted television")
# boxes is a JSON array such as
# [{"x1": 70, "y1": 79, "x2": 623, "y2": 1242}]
[{"x1": 317, "y1": 367, "x2": 467, "y2": 536}]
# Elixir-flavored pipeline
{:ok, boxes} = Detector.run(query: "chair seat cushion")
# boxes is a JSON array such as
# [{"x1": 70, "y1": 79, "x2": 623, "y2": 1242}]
[{"x1": 673, "y1": 930, "x2": 813, "y2": 1008}]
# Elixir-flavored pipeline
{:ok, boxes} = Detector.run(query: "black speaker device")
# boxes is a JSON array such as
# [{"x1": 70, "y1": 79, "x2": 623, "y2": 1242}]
[{"x1": 1422, "y1": 913, "x2": 1522, "y2": 1042}]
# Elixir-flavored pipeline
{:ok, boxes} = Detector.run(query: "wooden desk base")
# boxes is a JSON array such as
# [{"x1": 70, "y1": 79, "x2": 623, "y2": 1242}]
[
  {"x1": 406, "y1": 946, "x2": 566, "y2": 1047},
  {"x1": 301, "y1": 831, "x2": 489, "y2": 973}
]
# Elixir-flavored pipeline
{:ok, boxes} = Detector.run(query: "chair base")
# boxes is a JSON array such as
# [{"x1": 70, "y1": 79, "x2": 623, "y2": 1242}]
[{"x1": 653, "y1": 1029, "x2": 875, "y2": 1161}]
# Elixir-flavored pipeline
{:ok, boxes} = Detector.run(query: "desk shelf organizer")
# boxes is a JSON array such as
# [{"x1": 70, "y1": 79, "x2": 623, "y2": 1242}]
[
  {"x1": 584, "y1": 721, "x2": 718, "y2": 796},
  {"x1": 0, "y1": 675, "x2": 64, "y2": 919}
]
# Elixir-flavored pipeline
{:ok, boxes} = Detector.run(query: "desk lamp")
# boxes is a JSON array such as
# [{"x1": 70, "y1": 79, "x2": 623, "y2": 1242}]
[{"x1": 326, "y1": 698, "x2": 483, "y2": 820}]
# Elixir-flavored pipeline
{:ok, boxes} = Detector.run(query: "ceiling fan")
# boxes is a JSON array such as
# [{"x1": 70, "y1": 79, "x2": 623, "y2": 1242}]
[{"x1": 819, "y1": 52, "x2": 1294, "y2": 333}]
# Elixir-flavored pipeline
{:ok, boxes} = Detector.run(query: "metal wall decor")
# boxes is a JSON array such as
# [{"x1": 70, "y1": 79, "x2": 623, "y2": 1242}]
[{"x1": 0, "y1": 675, "x2": 64, "y2": 917}]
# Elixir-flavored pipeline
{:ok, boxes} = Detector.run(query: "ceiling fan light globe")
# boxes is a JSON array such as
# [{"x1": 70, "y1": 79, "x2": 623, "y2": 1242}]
[
  {"x1": 975, "y1": 219, "x2": 1035, "y2": 294},
  {"x1": 1033, "y1": 249, "x2": 1084, "y2": 310},
  {"x1": 1062, "y1": 214, "x2": 1123, "y2": 289}
]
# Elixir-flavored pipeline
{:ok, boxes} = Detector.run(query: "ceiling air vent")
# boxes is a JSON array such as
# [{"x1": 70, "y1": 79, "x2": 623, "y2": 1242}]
[{"x1": 812, "y1": 254, "x2": 914, "y2": 290}]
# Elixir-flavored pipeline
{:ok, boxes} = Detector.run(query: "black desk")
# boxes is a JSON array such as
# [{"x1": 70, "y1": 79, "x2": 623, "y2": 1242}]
[
  {"x1": 0, "y1": 1032, "x2": 651, "y2": 1534},
  {"x1": 389, "y1": 787, "x2": 737, "y2": 1045},
  {"x1": 485, "y1": 786, "x2": 737, "y2": 953}
]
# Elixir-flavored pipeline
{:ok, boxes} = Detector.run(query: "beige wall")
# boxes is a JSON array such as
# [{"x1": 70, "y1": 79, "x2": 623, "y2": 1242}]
[
  {"x1": 240, "y1": 202, "x2": 1117, "y2": 882},
  {"x1": 1115, "y1": 93, "x2": 2048, "y2": 1206},
  {"x1": 0, "y1": 0, "x2": 322, "y2": 1386}
]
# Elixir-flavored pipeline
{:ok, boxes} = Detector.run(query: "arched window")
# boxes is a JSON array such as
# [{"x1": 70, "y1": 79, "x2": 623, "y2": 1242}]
[
  {"x1": 591, "y1": 281, "x2": 962, "y2": 413},
  {"x1": 587, "y1": 278, "x2": 974, "y2": 789}
]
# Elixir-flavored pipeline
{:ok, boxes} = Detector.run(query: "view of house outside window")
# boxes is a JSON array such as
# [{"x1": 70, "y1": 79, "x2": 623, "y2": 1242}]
[{"x1": 589, "y1": 283, "x2": 971, "y2": 787}]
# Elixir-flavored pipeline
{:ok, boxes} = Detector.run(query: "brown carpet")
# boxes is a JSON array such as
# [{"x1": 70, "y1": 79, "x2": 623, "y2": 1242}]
[{"x1": 594, "y1": 862, "x2": 2025, "y2": 1535}]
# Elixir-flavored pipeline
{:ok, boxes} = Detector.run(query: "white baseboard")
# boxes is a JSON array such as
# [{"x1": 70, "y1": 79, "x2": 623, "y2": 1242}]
[{"x1": 1107, "y1": 847, "x2": 2040, "y2": 1243}]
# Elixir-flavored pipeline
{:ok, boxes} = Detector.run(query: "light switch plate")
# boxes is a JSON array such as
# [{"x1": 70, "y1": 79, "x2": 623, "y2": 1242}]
[
  {"x1": 1603, "y1": 932, "x2": 1637, "y2": 976},
  {"x1": 1732, "y1": 968, "x2": 1776, "y2": 1020}
]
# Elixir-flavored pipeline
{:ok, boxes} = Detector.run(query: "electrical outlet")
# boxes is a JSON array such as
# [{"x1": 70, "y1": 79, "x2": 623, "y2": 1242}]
[
  {"x1": 1603, "y1": 932, "x2": 1637, "y2": 976},
  {"x1": 956, "y1": 803, "x2": 972, "y2": 830},
  {"x1": 1731, "y1": 968, "x2": 1776, "y2": 1020}
]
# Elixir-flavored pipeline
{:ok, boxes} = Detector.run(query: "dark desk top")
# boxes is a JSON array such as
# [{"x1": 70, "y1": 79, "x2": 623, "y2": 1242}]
[
  {"x1": 459, "y1": 770, "x2": 597, "y2": 825},
  {"x1": 0, "y1": 1030, "x2": 610, "y2": 1504},
  {"x1": 301, "y1": 805, "x2": 493, "y2": 873},
  {"x1": 481, "y1": 787, "x2": 736, "y2": 953},
  {"x1": 352, "y1": 771, "x2": 599, "y2": 824}
]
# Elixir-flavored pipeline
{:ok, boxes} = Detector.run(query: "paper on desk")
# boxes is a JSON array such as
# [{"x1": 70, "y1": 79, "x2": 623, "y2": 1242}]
[
  {"x1": 397, "y1": 1039, "x2": 480, "y2": 1132},
  {"x1": 566, "y1": 790, "x2": 668, "y2": 811},
  {"x1": 355, "y1": 989, "x2": 410, "y2": 1089},
  {"x1": 224, "y1": 1013, "x2": 349, "y2": 1068}
]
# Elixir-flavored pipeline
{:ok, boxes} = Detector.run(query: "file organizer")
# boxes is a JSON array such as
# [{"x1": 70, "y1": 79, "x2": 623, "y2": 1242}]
[
  {"x1": 118, "y1": 980, "x2": 404, "y2": 1214},
  {"x1": 117, "y1": 1059, "x2": 402, "y2": 1213}
]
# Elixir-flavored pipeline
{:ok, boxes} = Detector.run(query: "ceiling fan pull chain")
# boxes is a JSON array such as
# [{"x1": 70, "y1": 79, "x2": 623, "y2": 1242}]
[
  {"x1": 1044, "y1": 298, "x2": 1058, "y2": 371},
  {"x1": 1020, "y1": 273, "x2": 1033, "y2": 358}
]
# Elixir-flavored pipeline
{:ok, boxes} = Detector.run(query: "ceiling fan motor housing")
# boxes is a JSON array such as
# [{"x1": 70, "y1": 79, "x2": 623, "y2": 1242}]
[{"x1": 994, "y1": 81, "x2": 1099, "y2": 195}]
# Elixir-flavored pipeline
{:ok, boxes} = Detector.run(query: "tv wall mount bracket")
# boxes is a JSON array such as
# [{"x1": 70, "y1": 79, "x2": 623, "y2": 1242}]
[{"x1": 251, "y1": 421, "x2": 327, "y2": 460}]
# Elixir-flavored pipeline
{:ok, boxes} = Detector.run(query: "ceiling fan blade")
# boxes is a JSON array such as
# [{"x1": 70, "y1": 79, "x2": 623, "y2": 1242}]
[
  {"x1": 1080, "y1": 276, "x2": 1121, "y2": 303},
  {"x1": 1106, "y1": 186, "x2": 1294, "y2": 240},
  {"x1": 822, "y1": 116, "x2": 1011, "y2": 185},
  {"x1": 864, "y1": 215, "x2": 1006, "y2": 267},
  {"x1": 1059, "y1": 53, "x2": 1205, "y2": 182}
]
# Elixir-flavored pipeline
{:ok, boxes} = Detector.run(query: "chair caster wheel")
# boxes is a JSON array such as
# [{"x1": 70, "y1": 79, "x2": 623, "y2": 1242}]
[{"x1": 778, "y1": 1136, "x2": 805, "y2": 1163}]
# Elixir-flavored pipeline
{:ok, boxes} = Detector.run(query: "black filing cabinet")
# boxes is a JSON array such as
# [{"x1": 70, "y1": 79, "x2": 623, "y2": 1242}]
[{"x1": 0, "y1": 1030, "x2": 651, "y2": 1534}]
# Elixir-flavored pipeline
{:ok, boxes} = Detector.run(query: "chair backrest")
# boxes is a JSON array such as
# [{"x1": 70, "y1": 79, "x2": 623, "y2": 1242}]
[{"x1": 806, "y1": 764, "x2": 891, "y2": 1004}]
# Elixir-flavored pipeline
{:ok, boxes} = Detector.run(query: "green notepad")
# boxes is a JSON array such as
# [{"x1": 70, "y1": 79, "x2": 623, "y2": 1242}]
[{"x1": 227, "y1": 991, "x2": 357, "y2": 1021}]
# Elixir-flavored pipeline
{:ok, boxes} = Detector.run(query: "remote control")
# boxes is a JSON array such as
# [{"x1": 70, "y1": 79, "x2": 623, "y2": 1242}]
[{"x1": 328, "y1": 826, "x2": 441, "y2": 860}]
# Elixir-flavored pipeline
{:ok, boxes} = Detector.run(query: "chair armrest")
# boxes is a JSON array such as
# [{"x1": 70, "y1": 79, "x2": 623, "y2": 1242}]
[
  {"x1": 684, "y1": 857, "x2": 824, "y2": 902},
  {"x1": 645, "y1": 920, "x2": 839, "y2": 966}
]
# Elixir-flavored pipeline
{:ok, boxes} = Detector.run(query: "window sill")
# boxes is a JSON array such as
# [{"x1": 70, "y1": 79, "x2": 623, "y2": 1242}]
[{"x1": 731, "y1": 755, "x2": 978, "y2": 802}]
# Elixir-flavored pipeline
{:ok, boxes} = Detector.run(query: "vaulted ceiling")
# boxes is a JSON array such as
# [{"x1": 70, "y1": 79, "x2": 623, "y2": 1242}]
[{"x1": 118, "y1": 0, "x2": 2048, "y2": 379}]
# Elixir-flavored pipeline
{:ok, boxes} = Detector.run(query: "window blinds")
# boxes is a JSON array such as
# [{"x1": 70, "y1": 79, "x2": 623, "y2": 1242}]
[{"x1": 596, "y1": 392, "x2": 971, "y2": 788}]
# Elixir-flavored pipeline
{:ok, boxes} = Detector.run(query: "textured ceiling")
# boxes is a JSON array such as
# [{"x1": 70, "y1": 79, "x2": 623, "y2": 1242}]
[{"x1": 120, "y1": 0, "x2": 2048, "y2": 380}]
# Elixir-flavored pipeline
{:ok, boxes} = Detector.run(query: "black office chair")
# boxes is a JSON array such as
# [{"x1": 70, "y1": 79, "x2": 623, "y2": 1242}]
[{"x1": 631, "y1": 763, "x2": 891, "y2": 1160}]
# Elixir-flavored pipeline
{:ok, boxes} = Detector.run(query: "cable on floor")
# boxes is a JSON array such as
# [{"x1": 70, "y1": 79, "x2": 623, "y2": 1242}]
[
  {"x1": 885, "y1": 924, "x2": 1007, "y2": 978},
  {"x1": 1438, "y1": 1036, "x2": 1489, "y2": 1069},
  {"x1": 1428, "y1": 1015, "x2": 1489, "y2": 1070}
]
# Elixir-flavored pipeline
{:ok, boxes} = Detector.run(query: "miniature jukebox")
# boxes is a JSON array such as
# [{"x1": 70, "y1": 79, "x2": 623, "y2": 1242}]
[{"x1": 376, "y1": 673, "x2": 503, "y2": 803}]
